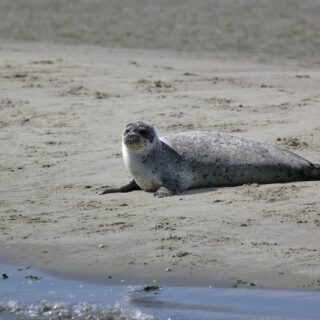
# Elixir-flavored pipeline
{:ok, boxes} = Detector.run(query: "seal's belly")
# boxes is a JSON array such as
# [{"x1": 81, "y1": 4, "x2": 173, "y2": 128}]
[{"x1": 133, "y1": 174, "x2": 161, "y2": 192}]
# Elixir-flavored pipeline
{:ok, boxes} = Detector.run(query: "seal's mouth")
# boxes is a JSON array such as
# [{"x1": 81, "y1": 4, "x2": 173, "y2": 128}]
[
  {"x1": 125, "y1": 142, "x2": 144, "y2": 149},
  {"x1": 123, "y1": 134, "x2": 144, "y2": 149}
]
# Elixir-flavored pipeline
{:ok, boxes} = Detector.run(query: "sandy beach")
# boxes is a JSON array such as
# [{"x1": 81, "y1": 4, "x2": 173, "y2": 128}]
[{"x1": 0, "y1": 0, "x2": 320, "y2": 290}]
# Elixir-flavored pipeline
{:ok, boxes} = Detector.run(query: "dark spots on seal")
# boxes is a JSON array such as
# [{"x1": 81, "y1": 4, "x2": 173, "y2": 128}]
[{"x1": 203, "y1": 174, "x2": 208, "y2": 179}]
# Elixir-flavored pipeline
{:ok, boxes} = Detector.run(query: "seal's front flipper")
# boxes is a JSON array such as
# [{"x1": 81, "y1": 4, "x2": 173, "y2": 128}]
[
  {"x1": 100, "y1": 179, "x2": 140, "y2": 195},
  {"x1": 154, "y1": 186, "x2": 176, "y2": 198}
]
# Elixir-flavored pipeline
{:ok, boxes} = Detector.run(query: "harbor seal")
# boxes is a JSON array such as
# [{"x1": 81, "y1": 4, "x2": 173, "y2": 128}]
[{"x1": 101, "y1": 121, "x2": 320, "y2": 197}]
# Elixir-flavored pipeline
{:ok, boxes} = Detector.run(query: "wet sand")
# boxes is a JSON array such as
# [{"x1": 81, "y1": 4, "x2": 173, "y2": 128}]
[
  {"x1": 0, "y1": 0, "x2": 320, "y2": 289},
  {"x1": 1, "y1": 0, "x2": 320, "y2": 66}
]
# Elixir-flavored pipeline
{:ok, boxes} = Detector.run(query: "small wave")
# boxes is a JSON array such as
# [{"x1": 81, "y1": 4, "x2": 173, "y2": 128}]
[{"x1": 0, "y1": 300, "x2": 154, "y2": 320}]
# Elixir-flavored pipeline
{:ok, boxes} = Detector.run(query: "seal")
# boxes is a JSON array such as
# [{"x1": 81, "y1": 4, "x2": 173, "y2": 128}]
[{"x1": 101, "y1": 121, "x2": 320, "y2": 197}]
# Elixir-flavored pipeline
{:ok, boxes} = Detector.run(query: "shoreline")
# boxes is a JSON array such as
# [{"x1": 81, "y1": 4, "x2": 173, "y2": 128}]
[
  {"x1": 0, "y1": 39, "x2": 319, "y2": 291},
  {"x1": 1, "y1": 260, "x2": 320, "y2": 320},
  {"x1": 0, "y1": 252, "x2": 317, "y2": 291}
]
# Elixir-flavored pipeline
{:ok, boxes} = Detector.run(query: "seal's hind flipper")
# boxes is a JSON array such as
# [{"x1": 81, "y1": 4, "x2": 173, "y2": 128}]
[
  {"x1": 311, "y1": 163, "x2": 320, "y2": 180},
  {"x1": 100, "y1": 179, "x2": 140, "y2": 195},
  {"x1": 303, "y1": 163, "x2": 320, "y2": 181}
]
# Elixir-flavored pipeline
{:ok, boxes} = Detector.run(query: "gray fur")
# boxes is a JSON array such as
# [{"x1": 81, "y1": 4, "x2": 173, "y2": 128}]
[{"x1": 101, "y1": 121, "x2": 320, "y2": 197}]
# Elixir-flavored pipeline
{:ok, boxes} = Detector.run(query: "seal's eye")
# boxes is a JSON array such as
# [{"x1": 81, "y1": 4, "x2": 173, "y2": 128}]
[
  {"x1": 138, "y1": 129, "x2": 148, "y2": 137},
  {"x1": 124, "y1": 128, "x2": 130, "y2": 135}
]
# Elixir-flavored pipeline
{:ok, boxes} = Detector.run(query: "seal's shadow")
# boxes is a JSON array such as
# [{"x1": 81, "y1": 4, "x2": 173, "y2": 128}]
[{"x1": 180, "y1": 187, "x2": 216, "y2": 196}]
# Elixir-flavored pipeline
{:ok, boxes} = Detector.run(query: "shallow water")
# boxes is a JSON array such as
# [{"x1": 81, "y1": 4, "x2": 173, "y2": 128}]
[{"x1": 0, "y1": 262, "x2": 320, "y2": 320}]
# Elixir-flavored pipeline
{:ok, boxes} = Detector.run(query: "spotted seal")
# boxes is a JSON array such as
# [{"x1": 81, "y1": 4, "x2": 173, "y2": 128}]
[{"x1": 101, "y1": 121, "x2": 320, "y2": 197}]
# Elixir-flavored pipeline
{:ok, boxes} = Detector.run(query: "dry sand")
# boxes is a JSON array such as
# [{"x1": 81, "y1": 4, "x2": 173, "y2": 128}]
[
  {"x1": 0, "y1": 40, "x2": 319, "y2": 289},
  {"x1": 0, "y1": 0, "x2": 320, "y2": 290}
]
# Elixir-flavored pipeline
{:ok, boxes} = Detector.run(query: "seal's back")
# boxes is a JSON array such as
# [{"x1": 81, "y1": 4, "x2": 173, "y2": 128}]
[{"x1": 160, "y1": 132, "x2": 319, "y2": 186}]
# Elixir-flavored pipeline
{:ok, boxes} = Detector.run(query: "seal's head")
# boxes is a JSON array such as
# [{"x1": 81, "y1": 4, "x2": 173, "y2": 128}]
[{"x1": 122, "y1": 121, "x2": 158, "y2": 154}]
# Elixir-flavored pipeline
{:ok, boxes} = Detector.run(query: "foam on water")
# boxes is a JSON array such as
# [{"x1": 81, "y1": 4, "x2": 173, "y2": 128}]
[
  {"x1": 1, "y1": 261, "x2": 320, "y2": 320},
  {"x1": 0, "y1": 300, "x2": 152, "y2": 320},
  {"x1": 0, "y1": 262, "x2": 154, "y2": 320}
]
